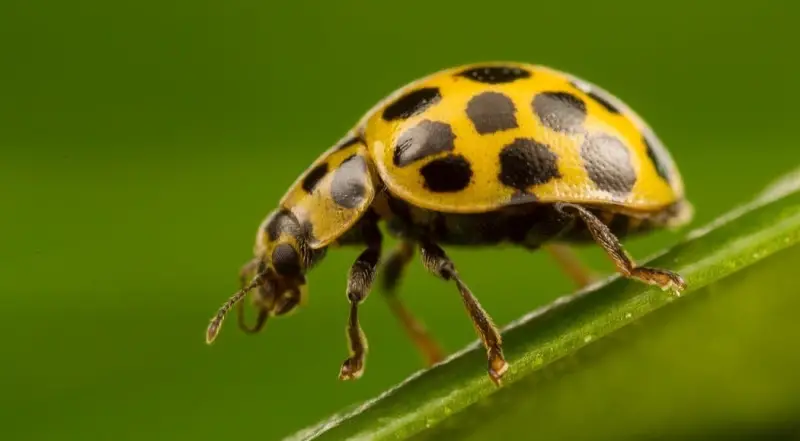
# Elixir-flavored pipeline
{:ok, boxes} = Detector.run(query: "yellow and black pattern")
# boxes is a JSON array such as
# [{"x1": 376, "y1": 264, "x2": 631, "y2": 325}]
[
  {"x1": 206, "y1": 61, "x2": 693, "y2": 387},
  {"x1": 277, "y1": 133, "x2": 376, "y2": 248},
  {"x1": 360, "y1": 61, "x2": 685, "y2": 214}
]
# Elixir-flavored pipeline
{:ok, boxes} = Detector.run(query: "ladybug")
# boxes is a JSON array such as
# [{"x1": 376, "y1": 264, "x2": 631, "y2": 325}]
[{"x1": 205, "y1": 62, "x2": 693, "y2": 385}]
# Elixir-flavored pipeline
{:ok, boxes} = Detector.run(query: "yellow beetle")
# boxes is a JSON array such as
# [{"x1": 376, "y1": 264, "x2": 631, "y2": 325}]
[{"x1": 205, "y1": 62, "x2": 693, "y2": 385}]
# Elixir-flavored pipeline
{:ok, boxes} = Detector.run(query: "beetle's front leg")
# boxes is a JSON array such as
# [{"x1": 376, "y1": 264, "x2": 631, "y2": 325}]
[{"x1": 338, "y1": 220, "x2": 382, "y2": 380}]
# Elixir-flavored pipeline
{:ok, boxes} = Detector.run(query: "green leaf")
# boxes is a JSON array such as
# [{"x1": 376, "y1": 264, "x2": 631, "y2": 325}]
[{"x1": 285, "y1": 167, "x2": 800, "y2": 441}]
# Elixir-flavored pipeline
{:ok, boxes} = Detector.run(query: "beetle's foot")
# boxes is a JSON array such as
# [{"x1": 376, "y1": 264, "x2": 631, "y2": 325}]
[
  {"x1": 488, "y1": 350, "x2": 508, "y2": 386},
  {"x1": 631, "y1": 267, "x2": 687, "y2": 296},
  {"x1": 339, "y1": 356, "x2": 365, "y2": 381}
]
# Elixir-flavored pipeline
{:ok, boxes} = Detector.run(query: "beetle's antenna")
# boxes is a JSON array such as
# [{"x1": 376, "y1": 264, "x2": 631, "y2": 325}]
[{"x1": 206, "y1": 273, "x2": 266, "y2": 344}]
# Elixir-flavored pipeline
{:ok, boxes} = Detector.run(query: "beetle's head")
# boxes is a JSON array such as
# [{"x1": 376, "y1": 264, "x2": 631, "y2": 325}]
[{"x1": 205, "y1": 209, "x2": 326, "y2": 344}]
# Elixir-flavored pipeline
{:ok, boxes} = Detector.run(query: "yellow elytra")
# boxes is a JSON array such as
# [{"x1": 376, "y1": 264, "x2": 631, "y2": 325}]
[{"x1": 205, "y1": 61, "x2": 693, "y2": 386}]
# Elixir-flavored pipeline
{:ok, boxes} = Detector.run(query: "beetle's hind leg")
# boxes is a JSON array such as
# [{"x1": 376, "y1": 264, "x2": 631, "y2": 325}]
[
  {"x1": 556, "y1": 203, "x2": 687, "y2": 294},
  {"x1": 543, "y1": 243, "x2": 599, "y2": 289},
  {"x1": 380, "y1": 240, "x2": 446, "y2": 366},
  {"x1": 419, "y1": 240, "x2": 507, "y2": 385}
]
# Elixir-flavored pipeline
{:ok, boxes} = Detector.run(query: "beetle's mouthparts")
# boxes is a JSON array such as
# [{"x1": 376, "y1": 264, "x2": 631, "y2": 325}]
[
  {"x1": 259, "y1": 271, "x2": 307, "y2": 317},
  {"x1": 232, "y1": 270, "x2": 307, "y2": 337}
]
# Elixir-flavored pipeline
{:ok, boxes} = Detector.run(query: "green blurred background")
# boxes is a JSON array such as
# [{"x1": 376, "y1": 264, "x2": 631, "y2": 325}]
[{"x1": 1, "y1": 1, "x2": 798, "y2": 440}]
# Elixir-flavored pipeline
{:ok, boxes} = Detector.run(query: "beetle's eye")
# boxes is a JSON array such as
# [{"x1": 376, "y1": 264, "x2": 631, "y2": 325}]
[{"x1": 272, "y1": 243, "x2": 302, "y2": 277}]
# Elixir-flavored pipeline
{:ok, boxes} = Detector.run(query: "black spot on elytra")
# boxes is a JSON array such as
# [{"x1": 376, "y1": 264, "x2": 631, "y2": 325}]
[
  {"x1": 393, "y1": 120, "x2": 456, "y2": 167},
  {"x1": 420, "y1": 154, "x2": 473, "y2": 193},
  {"x1": 498, "y1": 138, "x2": 561, "y2": 191},
  {"x1": 272, "y1": 243, "x2": 301, "y2": 277},
  {"x1": 331, "y1": 155, "x2": 368, "y2": 209},
  {"x1": 301, "y1": 163, "x2": 329, "y2": 193},
  {"x1": 382, "y1": 87, "x2": 442, "y2": 121},
  {"x1": 643, "y1": 135, "x2": 671, "y2": 183},
  {"x1": 569, "y1": 81, "x2": 622, "y2": 115},
  {"x1": 456, "y1": 66, "x2": 531, "y2": 84},
  {"x1": 466, "y1": 92, "x2": 518, "y2": 135},
  {"x1": 335, "y1": 135, "x2": 362, "y2": 151},
  {"x1": 580, "y1": 134, "x2": 637, "y2": 196},
  {"x1": 586, "y1": 90, "x2": 621, "y2": 114},
  {"x1": 532, "y1": 91, "x2": 587, "y2": 133}
]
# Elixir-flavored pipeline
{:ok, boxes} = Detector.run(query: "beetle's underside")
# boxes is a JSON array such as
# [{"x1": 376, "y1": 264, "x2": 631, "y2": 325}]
[
  {"x1": 339, "y1": 190, "x2": 690, "y2": 249},
  {"x1": 215, "y1": 189, "x2": 689, "y2": 386}
]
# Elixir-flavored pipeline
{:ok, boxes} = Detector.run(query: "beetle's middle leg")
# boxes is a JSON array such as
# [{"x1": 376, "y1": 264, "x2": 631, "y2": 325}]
[
  {"x1": 380, "y1": 240, "x2": 445, "y2": 366},
  {"x1": 419, "y1": 239, "x2": 507, "y2": 385}
]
